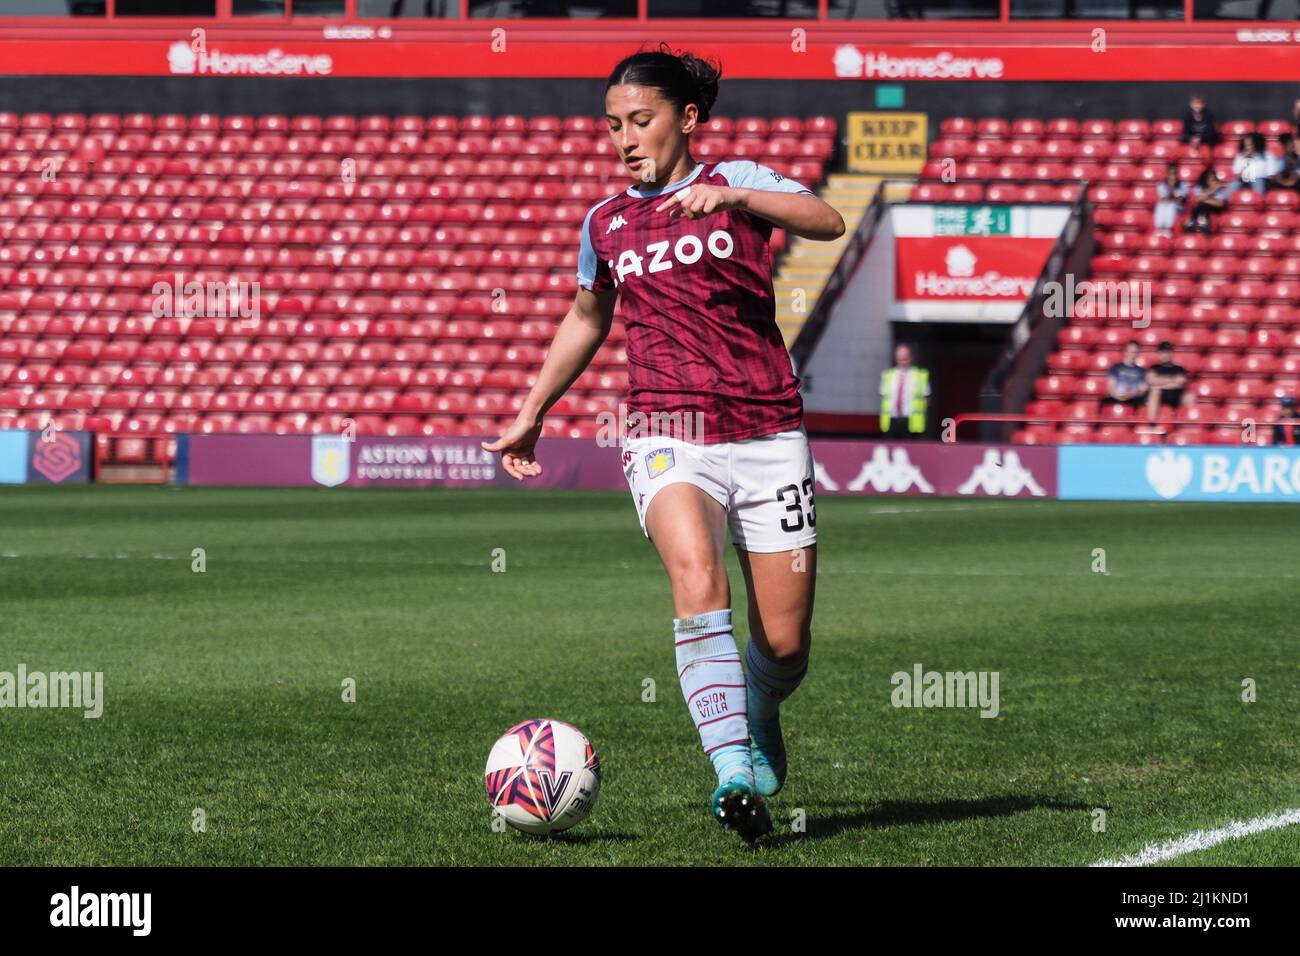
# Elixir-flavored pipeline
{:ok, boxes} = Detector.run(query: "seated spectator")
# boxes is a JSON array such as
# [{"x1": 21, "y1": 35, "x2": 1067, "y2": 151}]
[
  {"x1": 1145, "y1": 341, "x2": 1195, "y2": 421},
  {"x1": 1181, "y1": 94, "x2": 1219, "y2": 149},
  {"x1": 1153, "y1": 163, "x2": 1189, "y2": 236},
  {"x1": 1228, "y1": 133, "x2": 1274, "y2": 196},
  {"x1": 1273, "y1": 395, "x2": 1298, "y2": 446},
  {"x1": 1266, "y1": 133, "x2": 1300, "y2": 190},
  {"x1": 1186, "y1": 168, "x2": 1229, "y2": 233},
  {"x1": 1100, "y1": 341, "x2": 1148, "y2": 411}
]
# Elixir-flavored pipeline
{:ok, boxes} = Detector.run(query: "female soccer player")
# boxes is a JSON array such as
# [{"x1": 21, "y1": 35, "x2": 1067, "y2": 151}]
[{"x1": 483, "y1": 48, "x2": 844, "y2": 842}]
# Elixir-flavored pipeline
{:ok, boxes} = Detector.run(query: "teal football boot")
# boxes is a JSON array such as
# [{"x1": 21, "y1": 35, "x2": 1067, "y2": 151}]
[
  {"x1": 710, "y1": 775, "x2": 772, "y2": 844},
  {"x1": 749, "y1": 713, "x2": 787, "y2": 797}
]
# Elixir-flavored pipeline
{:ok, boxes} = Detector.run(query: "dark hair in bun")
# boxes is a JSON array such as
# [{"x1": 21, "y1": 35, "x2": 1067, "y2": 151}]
[{"x1": 606, "y1": 44, "x2": 722, "y2": 124}]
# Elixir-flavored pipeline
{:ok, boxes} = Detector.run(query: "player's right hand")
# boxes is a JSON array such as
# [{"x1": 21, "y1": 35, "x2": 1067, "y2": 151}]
[{"x1": 482, "y1": 416, "x2": 544, "y2": 481}]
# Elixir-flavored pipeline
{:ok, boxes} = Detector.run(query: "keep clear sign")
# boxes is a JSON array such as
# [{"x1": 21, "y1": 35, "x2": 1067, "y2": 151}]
[{"x1": 846, "y1": 111, "x2": 928, "y2": 175}]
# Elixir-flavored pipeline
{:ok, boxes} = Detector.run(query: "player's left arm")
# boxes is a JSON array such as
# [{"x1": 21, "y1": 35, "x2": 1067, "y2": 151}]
[
  {"x1": 658, "y1": 185, "x2": 844, "y2": 241},
  {"x1": 656, "y1": 162, "x2": 844, "y2": 241},
  {"x1": 737, "y1": 188, "x2": 845, "y2": 242}
]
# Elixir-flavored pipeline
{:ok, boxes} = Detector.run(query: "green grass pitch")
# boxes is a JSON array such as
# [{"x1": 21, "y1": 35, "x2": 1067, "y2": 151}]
[{"x1": 0, "y1": 486, "x2": 1297, "y2": 866}]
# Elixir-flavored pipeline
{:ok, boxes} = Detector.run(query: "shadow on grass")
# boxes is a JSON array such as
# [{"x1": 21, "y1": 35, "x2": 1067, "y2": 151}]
[{"x1": 763, "y1": 794, "x2": 1095, "y2": 848}]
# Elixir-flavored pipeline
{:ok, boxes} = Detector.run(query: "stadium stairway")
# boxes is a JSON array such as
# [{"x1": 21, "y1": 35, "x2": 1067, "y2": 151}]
[{"x1": 774, "y1": 173, "x2": 904, "y2": 347}]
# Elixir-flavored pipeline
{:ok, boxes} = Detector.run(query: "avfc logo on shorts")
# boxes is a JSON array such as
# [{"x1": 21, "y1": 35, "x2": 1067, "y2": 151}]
[{"x1": 646, "y1": 448, "x2": 676, "y2": 479}]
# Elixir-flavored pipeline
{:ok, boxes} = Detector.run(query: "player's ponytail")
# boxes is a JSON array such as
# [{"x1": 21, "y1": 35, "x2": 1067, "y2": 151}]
[{"x1": 606, "y1": 45, "x2": 722, "y2": 124}]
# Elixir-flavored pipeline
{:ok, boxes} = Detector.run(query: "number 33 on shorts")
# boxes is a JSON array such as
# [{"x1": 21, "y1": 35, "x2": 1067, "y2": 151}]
[
  {"x1": 621, "y1": 429, "x2": 817, "y2": 553},
  {"x1": 776, "y1": 477, "x2": 816, "y2": 534}
]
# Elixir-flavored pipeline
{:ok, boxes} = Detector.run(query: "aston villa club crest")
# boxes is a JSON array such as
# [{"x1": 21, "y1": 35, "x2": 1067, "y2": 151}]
[
  {"x1": 646, "y1": 448, "x2": 676, "y2": 479},
  {"x1": 311, "y1": 436, "x2": 350, "y2": 487}
]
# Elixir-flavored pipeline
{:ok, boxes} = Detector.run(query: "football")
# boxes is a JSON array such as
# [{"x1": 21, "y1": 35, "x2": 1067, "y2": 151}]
[{"x1": 484, "y1": 718, "x2": 602, "y2": 835}]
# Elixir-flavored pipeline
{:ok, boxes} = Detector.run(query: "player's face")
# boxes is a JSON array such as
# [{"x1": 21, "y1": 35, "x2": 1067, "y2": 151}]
[{"x1": 605, "y1": 84, "x2": 695, "y2": 185}]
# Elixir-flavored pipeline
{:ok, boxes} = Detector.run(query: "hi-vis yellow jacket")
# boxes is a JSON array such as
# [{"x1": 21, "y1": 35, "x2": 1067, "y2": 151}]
[{"x1": 879, "y1": 367, "x2": 930, "y2": 434}]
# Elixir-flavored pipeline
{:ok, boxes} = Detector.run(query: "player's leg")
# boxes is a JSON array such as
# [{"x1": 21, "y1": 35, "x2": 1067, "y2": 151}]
[
  {"x1": 644, "y1": 481, "x2": 730, "y2": 617},
  {"x1": 727, "y1": 429, "x2": 819, "y2": 796},
  {"x1": 736, "y1": 545, "x2": 816, "y2": 795},
  {"x1": 737, "y1": 545, "x2": 816, "y2": 661},
  {"x1": 641, "y1": 478, "x2": 771, "y2": 840}
]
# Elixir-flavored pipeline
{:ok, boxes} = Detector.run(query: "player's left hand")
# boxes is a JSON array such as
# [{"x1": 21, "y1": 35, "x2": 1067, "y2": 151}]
[
  {"x1": 655, "y1": 184, "x2": 744, "y2": 221},
  {"x1": 482, "y1": 415, "x2": 543, "y2": 481}
]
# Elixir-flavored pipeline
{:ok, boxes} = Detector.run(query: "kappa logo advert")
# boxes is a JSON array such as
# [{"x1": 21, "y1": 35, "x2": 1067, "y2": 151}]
[
  {"x1": 811, "y1": 442, "x2": 1058, "y2": 498},
  {"x1": 957, "y1": 449, "x2": 1046, "y2": 497},
  {"x1": 646, "y1": 448, "x2": 676, "y2": 479},
  {"x1": 845, "y1": 446, "x2": 935, "y2": 494}
]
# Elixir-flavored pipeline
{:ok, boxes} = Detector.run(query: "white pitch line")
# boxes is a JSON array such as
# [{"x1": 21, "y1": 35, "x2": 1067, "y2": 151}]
[{"x1": 1092, "y1": 808, "x2": 1300, "y2": 867}]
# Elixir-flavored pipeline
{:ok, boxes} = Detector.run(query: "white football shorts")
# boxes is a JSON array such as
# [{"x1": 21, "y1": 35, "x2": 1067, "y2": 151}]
[{"x1": 620, "y1": 428, "x2": 817, "y2": 553}]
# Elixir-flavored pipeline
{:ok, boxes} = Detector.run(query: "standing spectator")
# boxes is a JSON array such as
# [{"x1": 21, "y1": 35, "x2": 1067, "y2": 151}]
[
  {"x1": 879, "y1": 344, "x2": 930, "y2": 440},
  {"x1": 1272, "y1": 395, "x2": 1298, "y2": 446},
  {"x1": 1266, "y1": 133, "x2": 1300, "y2": 191},
  {"x1": 1146, "y1": 340, "x2": 1194, "y2": 421},
  {"x1": 1181, "y1": 94, "x2": 1219, "y2": 149},
  {"x1": 1154, "y1": 163, "x2": 1189, "y2": 236},
  {"x1": 1186, "y1": 168, "x2": 1229, "y2": 233},
  {"x1": 1229, "y1": 133, "x2": 1274, "y2": 196},
  {"x1": 1100, "y1": 340, "x2": 1148, "y2": 411}
]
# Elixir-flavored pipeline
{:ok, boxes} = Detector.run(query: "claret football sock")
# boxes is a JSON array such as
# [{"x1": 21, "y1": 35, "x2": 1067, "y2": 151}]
[{"x1": 673, "y1": 608, "x2": 753, "y2": 786}]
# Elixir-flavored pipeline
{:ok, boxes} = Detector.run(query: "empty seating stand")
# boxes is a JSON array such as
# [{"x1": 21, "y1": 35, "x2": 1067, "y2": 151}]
[{"x1": 0, "y1": 112, "x2": 835, "y2": 443}]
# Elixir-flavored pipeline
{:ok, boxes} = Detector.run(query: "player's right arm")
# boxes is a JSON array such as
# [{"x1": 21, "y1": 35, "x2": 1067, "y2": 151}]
[{"x1": 481, "y1": 286, "x2": 618, "y2": 480}]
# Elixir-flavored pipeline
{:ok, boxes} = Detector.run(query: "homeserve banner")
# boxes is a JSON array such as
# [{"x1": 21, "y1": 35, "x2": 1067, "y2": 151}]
[
  {"x1": 894, "y1": 236, "x2": 1056, "y2": 302},
  {"x1": 890, "y1": 204, "x2": 1068, "y2": 322},
  {"x1": 3, "y1": 38, "x2": 1300, "y2": 81}
]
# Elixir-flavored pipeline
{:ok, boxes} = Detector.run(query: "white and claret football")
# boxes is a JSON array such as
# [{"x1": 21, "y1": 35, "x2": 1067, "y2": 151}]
[{"x1": 484, "y1": 718, "x2": 602, "y2": 835}]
